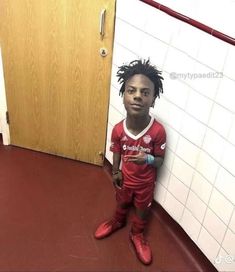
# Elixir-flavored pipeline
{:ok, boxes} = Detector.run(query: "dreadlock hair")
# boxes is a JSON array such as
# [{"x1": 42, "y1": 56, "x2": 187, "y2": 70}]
[{"x1": 117, "y1": 59, "x2": 164, "y2": 98}]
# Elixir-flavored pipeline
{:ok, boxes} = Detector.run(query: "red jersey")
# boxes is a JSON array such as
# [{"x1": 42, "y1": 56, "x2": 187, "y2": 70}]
[{"x1": 110, "y1": 116, "x2": 166, "y2": 188}]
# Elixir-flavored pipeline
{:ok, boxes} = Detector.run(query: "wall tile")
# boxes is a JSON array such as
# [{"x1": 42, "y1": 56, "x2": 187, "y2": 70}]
[
  {"x1": 180, "y1": 113, "x2": 207, "y2": 146},
  {"x1": 158, "y1": 165, "x2": 170, "y2": 188},
  {"x1": 109, "y1": 86, "x2": 125, "y2": 114},
  {"x1": 180, "y1": 208, "x2": 201, "y2": 242},
  {"x1": 164, "y1": 191, "x2": 184, "y2": 221},
  {"x1": 152, "y1": 98, "x2": 170, "y2": 123},
  {"x1": 112, "y1": 44, "x2": 138, "y2": 68},
  {"x1": 229, "y1": 210, "x2": 235, "y2": 234},
  {"x1": 191, "y1": 62, "x2": 222, "y2": 100},
  {"x1": 223, "y1": 46, "x2": 235, "y2": 80},
  {"x1": 196, "y1": 150, "x2": 219, "y2": 184},
  {"x1": 164, "y1": 148, "x2": 174, "y2": 172},
  {"x1": 140, "y1": 33, "x2": 168, "y2": 69},
  {"x1": 186, "y1": 190, "x2": 207, "y2": 223},
  {"x1": 196, "y1": 0, "x2": 234, "y2": 37},
  {"x1": 106, "y1": 123, "x2": 113, "y2": 144},
  {"x1": 221, "y1": 142, "x2": 235, "y2": 177},
  {"x1": 222, "y1": 228, "x2": 235, "y2": 257},
  {"x1": 165, "y1": 102, "x2": 184, "y2": 131},
  {"x1": 114, "y1": 19, "x2": 143, "y2": 56},
  {"x1": 168, "y1": 174, "x2": 189, "y2": 204},
  {"x1": 215, "y1": 167, "x2": 235, "y2": 205},
  {"x1": 108, "y1": 105, "x2": 124, "y2": 127},
  {"x1": 209, "y1": 188, "x2": 234, "y2": 225},
  {"x1": 144, "y1": 7, "x2": 177, "y2": 44},
  {"x1": 110, "y1": 64, "x2": 120, "y2": 90},
  {"x1": 196, "y1": 32, "x2": 228, "y2": 72},
  {"x1": 185, "y1": 90, "x2": 213, "y2": 124},
  {"x1": 176, "y1": 136, "x2": 200, "y2": 168},
  {"x1": 209, "y1": 103, "x2": 234, "y2": 138},
  {"x1": 154, "y1": 182, "x2": 167, "y2": 207},
  {"x1": 163, "y1": 79, "x2": 190, "y2": 109},
  {"x1": 204, "y1": 208, "x2": 227, "y2": 244},
  {"x1": 215, "y1": 77, "x2": 235, "y2": 113},
  {"x1": 116, "y1": 0, "x2": 149, "y2": 29},
  {"x1": 170, "y1": 22, "x2": 200, "y2": 58},
  {"x1": 191, "y1": 172, "x2": 212, "y2": 203},
  {"x1": 171, "y1": 156, "x2": 194, "y2": 187},
  {"x1": 105, "y1": 124, "x2": 113, "y2": 163},
  {"x1": 164, "y1": 47, "x2": 196, "y2": 83},
  {"x1": 197, "y1": 227, "x2": 221, "y2": 262},
  {"x1": 105, "y1": 143, "x2": 112, "y2": 164},
  {"x1": 202, "y1": 128, "x2": 226, "y2": 162},
  {"x1": 228, "y1": 116, "x2": 235, "y2": 145},
  {"x1": 164, "y1": 125, "x2": 179, "y2": 152}
]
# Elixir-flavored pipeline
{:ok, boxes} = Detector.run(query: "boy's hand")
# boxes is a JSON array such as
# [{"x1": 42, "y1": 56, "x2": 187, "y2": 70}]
[
  {"x1": 124, "y1": 150, "x2": 146, "y2": 165},
  {"x1": 112, "y1": 171, "x2": 123, "y2": 189}
]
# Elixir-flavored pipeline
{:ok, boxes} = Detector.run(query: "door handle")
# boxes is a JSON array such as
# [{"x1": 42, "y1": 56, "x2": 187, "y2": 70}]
[{"x1": 99, "y1": 9, "x2": 106, "y2": 39}]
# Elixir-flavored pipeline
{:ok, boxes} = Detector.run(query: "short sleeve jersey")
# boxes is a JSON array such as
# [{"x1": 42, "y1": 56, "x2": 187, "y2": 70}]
[{"x1": 110, "y1": 116, "x2": 166, "y2": 188}]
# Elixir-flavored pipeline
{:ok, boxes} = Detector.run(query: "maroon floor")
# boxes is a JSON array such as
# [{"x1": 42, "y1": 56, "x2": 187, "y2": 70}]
[{"x1": 0, "y1": 136, "x2": 217, "y2": 272}]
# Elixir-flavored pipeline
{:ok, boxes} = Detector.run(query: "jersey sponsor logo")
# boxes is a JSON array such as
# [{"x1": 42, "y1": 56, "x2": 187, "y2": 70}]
[
  {"x1": 121, "y1": 135, "x2": 128, "y2": 141},
  {"x1": 123, "y1": 144, "x2": 150, "y2": 153},
  {"x1": 143, "y1": 134, "x2": 151, "y2": 144},
  {"x1": 161, "y1": 143, "x2": 166, "y2": 150}
]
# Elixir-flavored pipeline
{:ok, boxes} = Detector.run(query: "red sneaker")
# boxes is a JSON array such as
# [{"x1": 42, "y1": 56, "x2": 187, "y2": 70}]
[
  {"x1": 130, "y1": 232, "x2": 152, "y2": 265},
  {"x1": 94, "y1": 219, "x2": 125, "y2": 239}
]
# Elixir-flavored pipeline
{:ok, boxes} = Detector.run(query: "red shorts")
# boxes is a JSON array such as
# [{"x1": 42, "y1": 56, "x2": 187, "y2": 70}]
[{"x1": 115, "y1": 183, "x2": 155, "y2": 209}]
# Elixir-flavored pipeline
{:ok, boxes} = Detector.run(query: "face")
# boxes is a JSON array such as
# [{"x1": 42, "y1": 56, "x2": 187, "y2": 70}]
[{"x1": 123, "y1": 74, "x2": 155, "y2": 117}]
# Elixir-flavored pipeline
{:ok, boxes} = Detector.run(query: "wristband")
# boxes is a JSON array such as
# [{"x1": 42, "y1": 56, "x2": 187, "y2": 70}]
[{"x1": 145, "y1": 154, "x2": 155, "y2": 165}]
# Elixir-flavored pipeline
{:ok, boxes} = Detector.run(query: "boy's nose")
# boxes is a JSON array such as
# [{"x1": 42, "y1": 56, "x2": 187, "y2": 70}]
[{"x1": 133, "y1": 90, "x2": 142, "y2": 99}]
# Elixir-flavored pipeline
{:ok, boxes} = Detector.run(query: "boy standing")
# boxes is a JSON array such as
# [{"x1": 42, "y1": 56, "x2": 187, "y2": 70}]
[{"x1": 94, "y1": 59, "x2": 166, "y2": 265}]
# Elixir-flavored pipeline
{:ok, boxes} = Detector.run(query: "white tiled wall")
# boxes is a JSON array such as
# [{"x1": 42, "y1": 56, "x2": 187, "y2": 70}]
[{"x1": 106, "y1": 0, "x2": 235, "y2": 270}]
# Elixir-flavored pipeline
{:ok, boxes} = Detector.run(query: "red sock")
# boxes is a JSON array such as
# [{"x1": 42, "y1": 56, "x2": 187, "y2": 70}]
[{"x1": 131, "y1": 215, "x2": 147, "y2": 234}]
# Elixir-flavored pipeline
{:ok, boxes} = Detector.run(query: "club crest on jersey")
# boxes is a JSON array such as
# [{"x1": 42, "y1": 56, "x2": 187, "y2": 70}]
[{"x1": 143, "y1": 135, "x2": 151, "y2": 144}]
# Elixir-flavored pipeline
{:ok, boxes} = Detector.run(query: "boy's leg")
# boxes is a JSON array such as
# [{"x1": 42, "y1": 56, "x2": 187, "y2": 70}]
[
  {"x1": 94, "y1": 187, "x2": 132, "y2": 239},
  {"x1": 131, "y1": 207, "x2": 150, "y2": 233},
  {"x1": 130, "y1": 184, "x2": 154, "y2": 265}
]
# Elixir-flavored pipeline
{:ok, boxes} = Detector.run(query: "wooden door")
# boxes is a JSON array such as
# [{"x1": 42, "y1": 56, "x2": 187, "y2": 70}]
[{"x1": 0, "y1": 0, "x2": 115, "y2": 165}]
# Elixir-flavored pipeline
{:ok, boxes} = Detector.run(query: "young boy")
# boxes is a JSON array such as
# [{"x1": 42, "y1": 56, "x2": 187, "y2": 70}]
[{"x1": 94, "y1": 59, "x2": 166, "y2": 265}]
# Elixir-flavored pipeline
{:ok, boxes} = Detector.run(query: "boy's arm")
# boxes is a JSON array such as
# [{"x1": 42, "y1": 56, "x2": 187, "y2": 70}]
[
  {"x1": 152, "y1": 156, "x2": 164, "y2": 168},
  {"x1": 112, "y1": 152, "x2": 121, "y2": 173},
  {"x1": 112, "y1": 152, "x2": 123, "y2": 189}
]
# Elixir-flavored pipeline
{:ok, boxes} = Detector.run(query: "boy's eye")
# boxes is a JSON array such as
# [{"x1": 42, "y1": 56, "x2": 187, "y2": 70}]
[
  {"x1": 142, "y1": 90, "x2": 150, "y2": 96},
  {"x1": 127, "y1": 88, "x2": 135, "y2": 94}
]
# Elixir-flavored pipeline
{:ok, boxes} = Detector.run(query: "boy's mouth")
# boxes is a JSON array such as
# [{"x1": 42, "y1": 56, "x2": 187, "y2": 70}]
[{"x1": 130, "y1": 103, "x2": 143, "y2": 109}]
